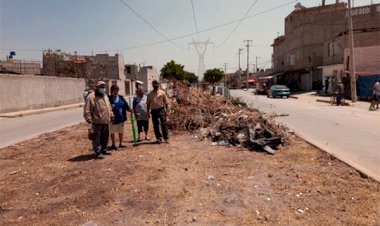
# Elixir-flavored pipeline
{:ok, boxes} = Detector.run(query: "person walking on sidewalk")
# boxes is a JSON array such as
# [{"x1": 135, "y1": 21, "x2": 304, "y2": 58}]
[
  {"x1": 336, "y1": 81, "x2": 344, "y2": 106},
  {"x1": 147, "y1": 80, "x2": 169, "y2": 144},
  {"x1": 108, "y1": 85, "x2": 130, "y2": 150},
  {"x1": 84, "y1": 81, "x2": 114, "y2": 157},
  {"x1": 369, "y1": 79, "x2": 380, "y2": 111},
  {"x1": 325, "y1": 77, "x2": 330, "y2": 95},
  {"x1": 133, "y1": 88, "x2": 150, "y2": 141}
]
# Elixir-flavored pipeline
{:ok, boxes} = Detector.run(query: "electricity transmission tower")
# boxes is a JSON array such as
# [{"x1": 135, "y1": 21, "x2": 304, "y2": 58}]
[{"x1": 189, "y1": 39, "x2": 213, "y2": 81}]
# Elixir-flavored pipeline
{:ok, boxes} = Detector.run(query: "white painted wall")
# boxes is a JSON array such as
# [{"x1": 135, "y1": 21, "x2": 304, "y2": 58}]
[{"x1": 0, "y1": 74, "x2": 85, "y2": 113}]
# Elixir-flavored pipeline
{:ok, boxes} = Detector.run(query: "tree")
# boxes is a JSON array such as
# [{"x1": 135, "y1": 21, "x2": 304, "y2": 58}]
[
  {"x1": 204, "y1": 68, "x2": 224, "y2": 95},
  {"x1": 161, "y1": 60, "x2": 198, "y2": 84},
  {"x1": 160, "y1": 60, "x2": 185, "y2": 81},
  {"x1": 184, "y1": 71, "x2": 198, "y2": 84}
]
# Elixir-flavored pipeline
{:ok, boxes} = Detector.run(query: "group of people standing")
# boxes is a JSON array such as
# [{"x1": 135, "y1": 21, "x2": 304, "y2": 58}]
[{"x1": 83, "y1": 80, "x2": 169, "y2": 158}]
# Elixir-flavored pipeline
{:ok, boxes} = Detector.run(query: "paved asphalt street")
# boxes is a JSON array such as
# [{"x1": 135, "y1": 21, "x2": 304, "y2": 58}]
[
  {"x1": 0, "y1": 107, "x2": 83, "y2": 149},
  {"x1": 230, "y1": 89, "x2": 380, "y2": 182}
]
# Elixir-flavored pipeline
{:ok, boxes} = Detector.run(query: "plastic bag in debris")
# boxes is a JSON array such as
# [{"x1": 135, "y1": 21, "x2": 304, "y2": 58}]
[
  {"x1": 236, "y1": 133, "x2": 247, "y2": 143},
  {"x1": 198, "y1": 128, "x2": 209, "y2": 139},
  {"x1": 211, "y1": 140, "x2": 230, "y2": 146}
]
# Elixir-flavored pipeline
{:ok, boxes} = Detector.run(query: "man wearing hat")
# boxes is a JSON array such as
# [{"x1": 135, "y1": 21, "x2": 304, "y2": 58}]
[
  {"x1": 84, "y1": 81, "x2": 114, "y2": 157},
  {"x1": 147, "y1": 80, "x2": 169, "y2": 144}
]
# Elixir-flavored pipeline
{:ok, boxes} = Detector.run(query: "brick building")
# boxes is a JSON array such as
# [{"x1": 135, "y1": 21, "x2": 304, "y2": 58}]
[
  {"x1": 43, "y1": 50, "x2": 125, "y2": 80},
  {"x1": 272, "y1": 1, "x2": 380, "y2": 91},
  {"x1": 0, "y1": 59, "x2": 41, "y2": 75}
]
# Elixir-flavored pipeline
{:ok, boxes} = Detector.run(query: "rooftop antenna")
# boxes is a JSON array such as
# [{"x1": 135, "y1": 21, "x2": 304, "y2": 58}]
[{"x1": 189, "y1": 39, "x2": 214, "y2": 81}]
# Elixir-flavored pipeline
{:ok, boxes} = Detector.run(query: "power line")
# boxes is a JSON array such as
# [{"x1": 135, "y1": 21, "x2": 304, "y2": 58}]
[
  {"x1": 212, "y1": 0, "x2": 220, "y2": 26},
  {"x1": 117, "y1": 0, "x2": 185, "y2": 50},
  {"x1": 2, "y1": 0, "x2": 297, "y2": 54},
  {"x1": 190, "y1": 0, "x2": 200, "y2": 41},
  {"x1": 218, "y1": 0, "x2": 259, "y2": 48}
]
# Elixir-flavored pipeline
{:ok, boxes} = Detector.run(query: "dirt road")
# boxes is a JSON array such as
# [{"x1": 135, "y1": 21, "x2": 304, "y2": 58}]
[{"x1": 0, "y1": 123, "x2": 379, "y2": 225}]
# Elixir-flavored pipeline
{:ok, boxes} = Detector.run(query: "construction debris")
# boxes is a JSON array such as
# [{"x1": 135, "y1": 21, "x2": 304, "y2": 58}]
[{"x1": 167, "y1": 82, "x2": 288, "y2": 154}]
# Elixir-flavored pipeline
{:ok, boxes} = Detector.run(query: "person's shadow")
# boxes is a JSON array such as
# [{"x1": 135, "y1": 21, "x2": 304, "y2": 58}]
[
  {"x1": 68, "y1": 153, "x2": 102, "y2": 162},
  {"x1": 132, "y1": 141, "x2": 158, "y2": 146}
]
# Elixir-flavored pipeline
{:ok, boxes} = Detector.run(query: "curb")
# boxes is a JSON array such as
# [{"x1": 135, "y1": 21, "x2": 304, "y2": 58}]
[
  {"x1": 0, "y1": 103, "x2": 84, "y2": 118},
  {"x1": 316, "y1": 99, "x2": 351, "y2": 106},
  {"x1": 292, "y1": 130, "x2": 379, "y2": 183}
]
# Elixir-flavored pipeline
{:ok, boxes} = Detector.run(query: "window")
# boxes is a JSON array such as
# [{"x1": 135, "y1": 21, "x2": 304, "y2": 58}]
[{"x1": 125, "y1": 66, "x2": 131, "y2": 74}]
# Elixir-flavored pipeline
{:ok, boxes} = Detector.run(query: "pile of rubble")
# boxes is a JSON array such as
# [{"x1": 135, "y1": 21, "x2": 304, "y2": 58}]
[{"x1": 167, "y1": 82, "x2": 288, "y2": 154}]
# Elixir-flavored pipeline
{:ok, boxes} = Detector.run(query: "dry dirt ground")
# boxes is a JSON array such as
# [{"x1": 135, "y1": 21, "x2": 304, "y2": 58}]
[{"x1": 0, "y1": 123, "x2": 379, "y2": 226}]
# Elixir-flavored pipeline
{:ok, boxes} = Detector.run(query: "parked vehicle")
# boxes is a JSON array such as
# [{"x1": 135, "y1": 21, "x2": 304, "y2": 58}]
[
  {"x1": 256, "y1": 76, "x2": 274, "y2": 94},
  {"x1": 267, "y1": 85, "x2": 290, "y2": 98}
]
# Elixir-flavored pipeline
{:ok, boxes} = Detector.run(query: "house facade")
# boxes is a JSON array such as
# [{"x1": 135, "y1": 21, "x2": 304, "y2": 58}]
[{"x1": 272, "y1": 1, "x2": 380, "y2": 92}]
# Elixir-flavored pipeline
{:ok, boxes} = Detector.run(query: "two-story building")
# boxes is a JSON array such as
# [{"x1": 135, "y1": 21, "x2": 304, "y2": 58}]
[{"x1": 272, "y1": 1, "x2": 380, "y2": 92}]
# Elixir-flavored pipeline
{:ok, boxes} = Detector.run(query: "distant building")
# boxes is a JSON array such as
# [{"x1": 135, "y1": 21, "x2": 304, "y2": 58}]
[
  {"x1": 0, "y1": 59, "x2": 41, "y2": 75},
  {"x1": 272, "y1": 1, "x2": 380, "y2": 91},
  {"x1": 43, "y1": 50, "x2": 125, "y2": 80},
  {"x1": 124, "y1": 64, "x2": 160, "y2": 94},
  {"x1": 139, "y1": 66, "x2": 160, "y2": 92}
]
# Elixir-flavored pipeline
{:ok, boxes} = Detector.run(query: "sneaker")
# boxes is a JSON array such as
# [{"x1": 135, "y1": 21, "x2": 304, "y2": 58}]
[
  {"x1": 155, "y1": 138, "x2": 162, "y2": 144},
  {"x1": 94, "y1": 151, "x2": 102, "y2": 158},
  {"x1": 111, "y1": 144, "x2": 118, "y2": 150},
  {"x1": 119, "y1": 144, "x2": 126, "y2": 149},
  {"x1": 145, "y1": 135, "x2": 150, "y2": 140},
  {"x1": 101, "y1": 150, "x2": 110, "y2": 155},
  {"x1": 137, "y1": 135, "x2": 141, "y2": 142}
]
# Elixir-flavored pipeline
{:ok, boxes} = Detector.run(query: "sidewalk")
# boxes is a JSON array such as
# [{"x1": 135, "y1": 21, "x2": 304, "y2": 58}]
[
  {"x1": 290, "y1": 91, "x2": 373, "y2": 111},
  {"x1": 0, "y1": 103, "x2": 84, "y2": 118}
]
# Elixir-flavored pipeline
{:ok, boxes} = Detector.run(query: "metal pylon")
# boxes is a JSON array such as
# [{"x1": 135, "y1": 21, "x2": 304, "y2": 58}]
[{"x1": 189, "y1": 39, "x2": 213, "y2": 81}]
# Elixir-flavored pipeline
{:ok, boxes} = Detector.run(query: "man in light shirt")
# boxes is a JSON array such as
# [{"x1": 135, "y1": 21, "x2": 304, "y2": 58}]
[{"x1": 147, "y1": 80, "x2": 169, "y2": 144}]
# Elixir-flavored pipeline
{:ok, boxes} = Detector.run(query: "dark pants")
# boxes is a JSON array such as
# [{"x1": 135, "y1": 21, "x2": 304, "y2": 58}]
[
  {"x1": 137, "y1": 120, "x2": 149, "y2": 133},
  {"x1": 151, "y1": 108, "x2": 168, "y2": 140},
  {"x1": 92, "y1": 124, "x2": 109, "y2": 153},
  {"x1": 336, "y1": 94, "x2": 342, "y2": 106}
]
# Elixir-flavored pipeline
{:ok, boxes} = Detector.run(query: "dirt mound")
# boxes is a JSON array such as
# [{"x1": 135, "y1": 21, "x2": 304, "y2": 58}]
[{"x1": 168, "y1": 82, "x2": 288, "y2": 154}]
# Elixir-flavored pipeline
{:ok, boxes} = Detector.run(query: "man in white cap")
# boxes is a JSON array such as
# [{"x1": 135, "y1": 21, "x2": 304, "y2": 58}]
[{"x1": 84, "y1": 81, "x2": 114, "y2": 157}]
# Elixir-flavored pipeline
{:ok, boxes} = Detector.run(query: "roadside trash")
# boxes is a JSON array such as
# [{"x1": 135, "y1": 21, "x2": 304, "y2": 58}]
[
  {"x1": 167, "y1": 81, "x2": 288, "y2": 154},
  {"x1": 207, "y1": 175, "x2": 215, "y2": 180}
]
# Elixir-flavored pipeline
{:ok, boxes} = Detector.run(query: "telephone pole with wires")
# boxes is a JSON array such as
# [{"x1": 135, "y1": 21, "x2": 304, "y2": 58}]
[
  {"x1": 347, "y1": 0, "x2": 357, "y2": 102},
  {"x1": 237, "y1": 48, "x2": 243, "y2": 71},
  {"x1": 237, "y1": 48, "x2": 243, "y2": 88},
  {"x1": 223, "y1": 63, "x2": 228, "y2": 86},
  {"x1": 189, "y1": 39, "x2": 214, "y2": 82},
  {"x1": 244, "y1": 40, "x2": 252, "y2": 89}
]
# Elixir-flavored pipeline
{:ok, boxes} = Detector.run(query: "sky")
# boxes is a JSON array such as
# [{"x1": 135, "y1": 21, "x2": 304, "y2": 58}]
[{"x1": 1, "y1": 0, "x2": 379, "y2": 75}]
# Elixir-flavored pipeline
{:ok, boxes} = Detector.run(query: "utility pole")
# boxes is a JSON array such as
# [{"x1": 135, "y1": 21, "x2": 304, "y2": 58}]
[
  {"x1": 255, "y1": 56, "x2": 259, "y2": 73},
  {"x1": 237, "y1": 48, "x2": 243, "y2": 71},
  {"x1": 244, "y1": 40, "x2": 252, "y2": 89},
  {"x1": 348, "y1": 0, "x2": 357, "y2": 102},
  {"x1": 223, "y1": 63, "x2": 228, "y2": 85},
  {"x1": 237, "y1": 48, "x2": 243, "y2": 88}
]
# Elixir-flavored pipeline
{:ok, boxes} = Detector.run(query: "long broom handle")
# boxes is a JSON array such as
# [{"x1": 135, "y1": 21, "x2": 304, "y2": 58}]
[{"x1": 131, "y1": 110, "x2": 137, "y2": 145}]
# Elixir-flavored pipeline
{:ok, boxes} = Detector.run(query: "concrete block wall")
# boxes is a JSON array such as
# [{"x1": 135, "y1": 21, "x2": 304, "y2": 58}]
[{"x1": 0, "y1": 74, "x2": 85, "y2": 113}]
